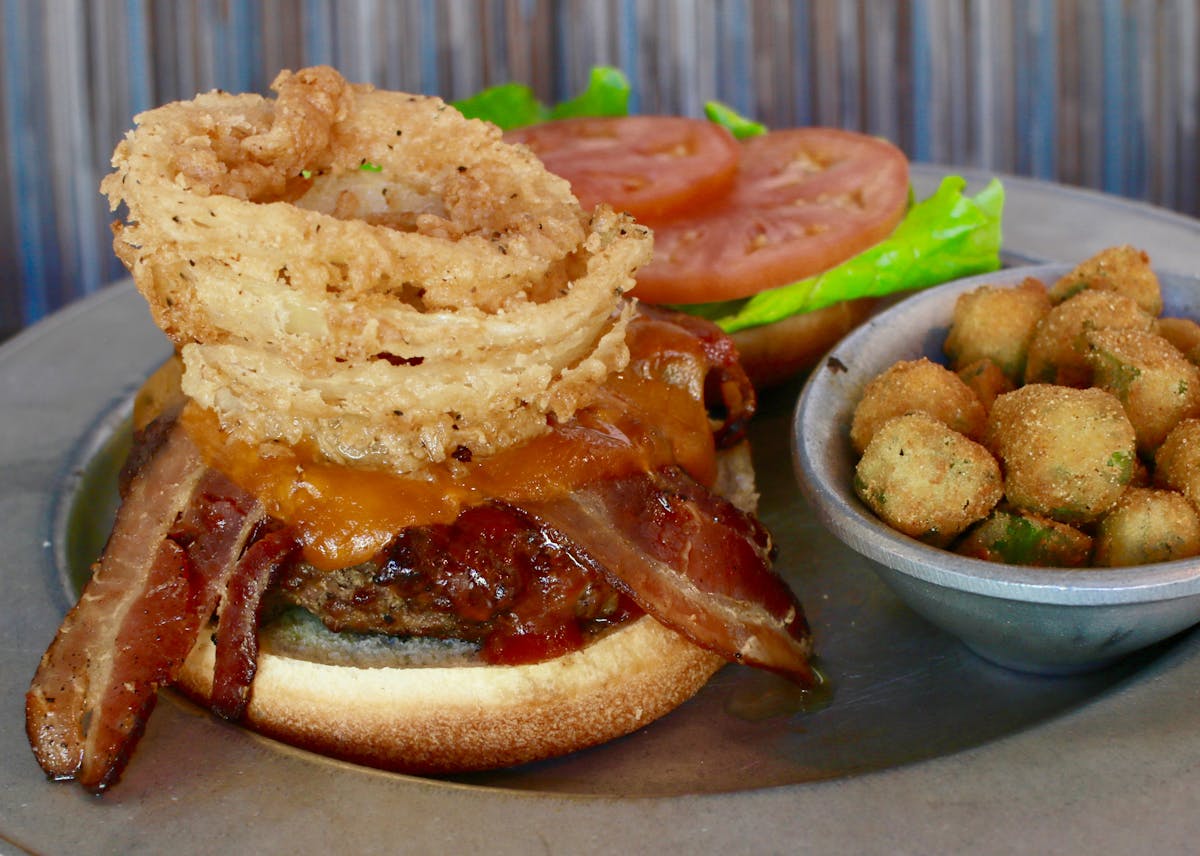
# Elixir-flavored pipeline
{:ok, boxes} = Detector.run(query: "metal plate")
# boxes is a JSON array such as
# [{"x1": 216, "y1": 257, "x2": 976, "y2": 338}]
[
  {"x1": 51, "y1": 365, "x2": 1159, "y2": 796},
  {"x1": 4, "y1": 168, "x2": 1200, "y2": 853}
]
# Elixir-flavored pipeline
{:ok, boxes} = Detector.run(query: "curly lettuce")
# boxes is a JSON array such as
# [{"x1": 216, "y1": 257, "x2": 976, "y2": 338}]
[
  {"x1": 708, "y1": 177, "x2": 1004, "y2": 332},
  {"x1": 453, "y1": 66, "x2": 630, "y2": 129}
]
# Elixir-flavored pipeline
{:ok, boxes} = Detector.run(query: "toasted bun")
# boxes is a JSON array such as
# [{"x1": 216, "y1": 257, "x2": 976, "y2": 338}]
[
  {"x1": 731, "y1": 297, "x2": 879, "y2": 388},
  {"x1": 175, "y1": 614, "x2": 724, "y2": 774},
  {"x1": 173, "y1": 445, "x2": 759, "y2": 774}
]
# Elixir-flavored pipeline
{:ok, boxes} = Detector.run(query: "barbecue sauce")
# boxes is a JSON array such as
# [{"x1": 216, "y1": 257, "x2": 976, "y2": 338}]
[{"x1": 273, "y1": 502, "x2": 641, "y2": 666}]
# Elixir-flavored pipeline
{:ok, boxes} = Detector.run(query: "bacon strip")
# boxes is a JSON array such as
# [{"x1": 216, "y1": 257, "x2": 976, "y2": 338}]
[
  {"x1": 26, "y1": 423, "x2": 263, "y2": 790},
  {"x1": 632, "y1": 304, "x2": 757, "y2": 448},
  {"x1": 210, "y1": 526, "x2": 297, "y2": 721},
  {"x1": 521, "y1": 465, "x2": 814, "y2": 684}
]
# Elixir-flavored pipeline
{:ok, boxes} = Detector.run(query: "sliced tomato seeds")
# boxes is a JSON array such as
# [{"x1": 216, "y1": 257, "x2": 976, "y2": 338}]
[
  {"x1": 505, "y1": 115, "x2": 741, "y2": 222},
  {"x1": 509, "y1": 117, "x2": 910, "y2": 306}
]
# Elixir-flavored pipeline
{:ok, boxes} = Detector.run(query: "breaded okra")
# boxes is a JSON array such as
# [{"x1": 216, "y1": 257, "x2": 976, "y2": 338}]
[
  {"x1": 1154, "y1": 418, "x2": 1200, "y2": 509},
  {"x1": 1023, "y1": 290, "x2": 1154, "y2": 387},
  {"x1": 1094, "y1": 487, "x2": 1200, "y2": 567},
  {"x1": 956, "y1": 506, "x2": 1092, "y2": 567},
  {"x1": 944, "y1": 277, "x2": 1051, "y2": 382},
  {"x1": 986, "y1": 384, "x2": 1137, "y2": 523},
  {"x1": 849, "y1": 358, "x2": 987, "y2": 454},
  {"x1": 1086, "y1": 327, "x2": 1200, "y2": 454},
  {"x1": 854, "y1": 412, "x2": 1002, "y2": 546},
  {"x1": 1048, "y1": 244, "x2": 1163, "y2": 315}
]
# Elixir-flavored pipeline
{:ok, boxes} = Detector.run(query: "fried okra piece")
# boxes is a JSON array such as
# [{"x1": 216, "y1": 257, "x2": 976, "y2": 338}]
[
  {"x1": 1154, "y1": 418, "x2": 1200, "y2": 508},
  {"x1": 1094, "y1": 488, "x2": 1200, "y2": 567},
  {"x1": 854, "y1": 412, "x2": 1003, "y2": 546},
  {"x1": 1156, "y1": 317, "x2": 1200, "y2": 357},
  {"x1": 986, "y1": 384, "x2": 1137, "y2": 523},
  {"x1": 1086, "y1": 328, "x2": 1200, "y2": 454},
  {"x1": 1049, "y1": 245, "x2": 1163, "y2": 315},
  {"x1": 943, "y1": 277, "x2": 1051, "y2": 381},
  {"x1": 1023, "y1": 289, "x2": 1155, "y2": 386},
  {"x1": 956, "y1": 358, "x2": 1014, "y2": 411},
  {"x1": 849, "y1": 358, "x2": 987, "y2": 454},
  {"x1": 956, "y1": 506, "x2": 1092, "y2": 567}
]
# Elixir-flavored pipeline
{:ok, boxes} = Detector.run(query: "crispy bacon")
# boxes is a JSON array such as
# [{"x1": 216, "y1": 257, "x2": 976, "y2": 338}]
[
  {"x1": 522, "y1": 465, "x2": 814, "y2": 684},
  {"x1": 28, "y1": 309, "x2": 799, "y2": 789},
  {"x1": 26, "y1": 422, "x2": 263, "y2": 791},
  {"x1": 210, "y1": 526, "x2": 297, "y2": 721},
  {"x1": 633, "y1": 304, "x2": 757, "y2": 448}
]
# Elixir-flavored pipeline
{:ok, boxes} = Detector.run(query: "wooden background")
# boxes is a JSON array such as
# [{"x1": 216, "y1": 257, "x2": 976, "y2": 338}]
[{"x1": 1, "y1": 0, "x2": 1197, "y2": 339}]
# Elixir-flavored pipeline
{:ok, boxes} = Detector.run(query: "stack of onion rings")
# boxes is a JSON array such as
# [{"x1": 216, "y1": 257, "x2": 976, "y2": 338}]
[{"x1": 102, "y1": 66, "x2": 651, "y2": 472}]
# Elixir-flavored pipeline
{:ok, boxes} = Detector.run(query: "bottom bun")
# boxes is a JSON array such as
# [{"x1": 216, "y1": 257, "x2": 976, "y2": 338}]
[
  {"x1": 732, "y1": 297, "x2": 878, "y2": 388},
  {"x1": 176, "y1": 614, "x2": 724, "y2": 775},
  {"x1": 173, "y1": 444, "x2": 760, "y2": 775}
]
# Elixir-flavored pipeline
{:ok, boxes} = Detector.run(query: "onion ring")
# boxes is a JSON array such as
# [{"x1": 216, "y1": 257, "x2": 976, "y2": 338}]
[{"x1": 102, "y1": 66, "x2": 652, "y2": 471}]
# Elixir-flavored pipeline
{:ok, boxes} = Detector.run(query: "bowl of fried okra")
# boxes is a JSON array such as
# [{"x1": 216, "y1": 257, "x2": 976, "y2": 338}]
[{"x1": 794, "y1": 246, "x2": 1200, "y2": 674}]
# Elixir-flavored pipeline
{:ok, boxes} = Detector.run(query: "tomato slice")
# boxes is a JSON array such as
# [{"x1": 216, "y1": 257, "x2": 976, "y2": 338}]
[
  {"x1": 505, "y1": 116, "x2": 741, "y2": 221},
  {"x1": 631, "y1": 128, "x2": 910, "y2": 304}
]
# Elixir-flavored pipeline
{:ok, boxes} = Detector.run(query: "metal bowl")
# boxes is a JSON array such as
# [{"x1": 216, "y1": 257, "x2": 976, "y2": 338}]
[{"x1": 792, "y1": 264, "x2": 1200, "y2": 675}]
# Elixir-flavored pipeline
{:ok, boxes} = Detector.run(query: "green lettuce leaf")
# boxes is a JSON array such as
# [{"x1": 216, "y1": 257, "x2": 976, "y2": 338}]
[
  {"x1": 452, "y1": 66, "x2": 630, "y2": 130},
  {"x1": 703, "y1": 101, "x2": 766, "y2": 140},
  {"x1": 549, "y1": 67, "x2": 631, "y2": 119},
  {"x1": 712, "y1": 176, "x2": 1005, "y2": 333},
  {"x1": 452, "y1": 83, "x2": 547, "y2": 130}
]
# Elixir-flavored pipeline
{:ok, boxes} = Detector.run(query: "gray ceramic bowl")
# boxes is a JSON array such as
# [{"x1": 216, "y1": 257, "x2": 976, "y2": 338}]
[{"x1": 793, "y1": 264, "x2": 1200, "y2": 675}]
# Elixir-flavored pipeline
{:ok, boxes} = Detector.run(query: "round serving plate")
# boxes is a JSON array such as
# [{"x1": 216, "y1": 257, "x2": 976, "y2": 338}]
[{"x1": 4, "y1": 167, "x2": 1200, "y2": 854}]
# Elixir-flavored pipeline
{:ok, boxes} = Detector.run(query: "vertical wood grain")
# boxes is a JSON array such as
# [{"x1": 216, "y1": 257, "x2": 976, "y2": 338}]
[{"x1": 1, "y1": 0, "x2": 1198, "y2": 332}]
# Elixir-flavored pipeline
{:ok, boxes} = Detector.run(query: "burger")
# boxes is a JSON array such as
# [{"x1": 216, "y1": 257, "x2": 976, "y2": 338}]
[
  {"x1": 463, "y1": 67, "x2": 1006, "y2": 387},
  {"x1": 25, "y1": 67, "x2": 812, "y2": 792}
]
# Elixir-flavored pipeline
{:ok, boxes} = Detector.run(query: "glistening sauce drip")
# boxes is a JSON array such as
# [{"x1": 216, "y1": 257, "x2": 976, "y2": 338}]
[
  {"x1": 723, "y1": 662, "x2": 833, "y2": 721},
  {"x1": 181, "y1": 315, "x2": 719, "y2": 570}
]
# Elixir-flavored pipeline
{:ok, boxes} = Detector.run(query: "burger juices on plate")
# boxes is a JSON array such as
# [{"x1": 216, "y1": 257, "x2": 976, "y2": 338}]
[
  {"x1": 460, "y1": 67, "x2": 1006, "y2": 386},
  {"x1": 26, "y1": 67, "x2": 814, "y2": 792}
]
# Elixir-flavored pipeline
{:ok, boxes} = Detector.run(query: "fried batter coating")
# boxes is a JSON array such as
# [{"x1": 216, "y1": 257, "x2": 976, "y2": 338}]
[
  {"x1": 1156, "y1": 317, "x2": 1200, "y2": 356},
  {"x1": 943, "y1": 277, "x2": 1051, "y2": 381},
  {"x1": 1023, "y1": 290, "x2": 1154, "y2": 387},
  {"x1": 955, "y1": 506, "x2": 1092, "y2": 567},
  {"x1": 986, "y1": 384, "x2": 1136, "y2": 523},
  {"x1": 956, "y1": 358, "x2": 1014, "y2": 411},
  {"x1": 1093, "y1": 488, "x2": 1200, "y2": 567},
  {"x1": 1086, "y1": 328, "x2": 1200, "y2": 454},
  {"x1": 1154, "y1": 419, "x2": 1200, "y2": 509},
  {"x1": 101, "y1": 67, "x2": 653, "y2": 472},
  {"x1": 1048, "y1": 245, "x2": 1162, "y2": 315},
  {"x1": 854, "y1": 413, "x2": 1002, "y2": 546},
  {"x1": 849, "y1": 358, "x2": 987, "y2": 454}
]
